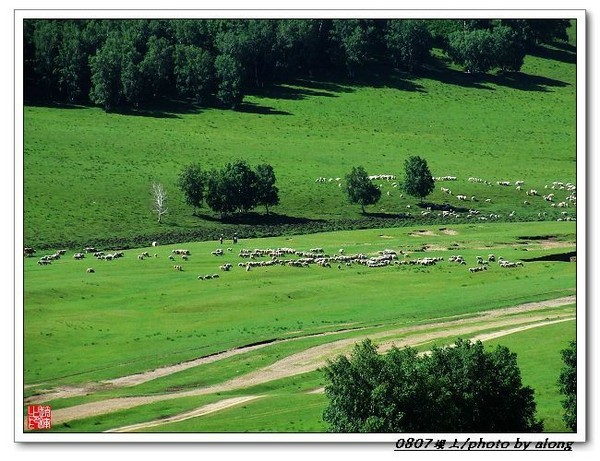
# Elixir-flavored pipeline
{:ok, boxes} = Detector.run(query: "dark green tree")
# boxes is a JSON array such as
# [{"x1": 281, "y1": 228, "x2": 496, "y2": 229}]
[
  {"x1": 402, "y1": 156, "x2": 435, "y2": 203},
  {"x1": 275, "y1": 19, "x2": 324, "y2": 77},
  {"x1": 119, "y1": 38, "x2": 143, "y2": 107},
  {"x1": 323, "y1": 338, "x2": 543, "y2": 433},
  {"x1": 491, "y1": 25, "x2": 526, "y2": 72},
  {"x1": 31, "y1": 20, "x2": 62, "y2": 99},
  {"x1": 446, "y1": 25, "x2": 527, "y2": 73},
  {"x1": 254, "y1": 163, "x2": 280, "y2": 215},
  {"x1": 214, "y1": 53, "x2": 243, "y2": 109},
  {"x1": 205, "y1": 160, "x2": 259, "y2": 218},
  {"x1": 205, "y1": 168, "x2": 235, "y2": 220},
  {"x1": 558, "y1": 340, "x2": 577, "y2": 432},
  {"x1": 139, "y1": 35, "x2": 173, "y2": 100},
  {"x1": 177, "y1": 164, "x2": 206, "y2": 215},
  {"x1": 225, "y1": 160, "x2": 259, "y2": 213},
  {"x1": 446, "y1": 28, "x2": 497, "y2": 73},
  {"x1": 385, "y1": 20, "x2": 433, "y2": 71},
  {"x1": 55, "y1": 21, "x2": 87, "y2": 102},
  {"x1": 329, "y1": 20, "x2": 377, "y2": 76},
  {"x1": 173, "y1": 44, "x2": 214, "y2": 103},
  {"x1": 500, "y1": 19, "x2": 570, "y2": 53},
  {"x1": 344, "y1": 166, "x2": 382, "y2": 214},
  {"x1": 89, "y1": 31, "x2": 124, "y2": 111}
]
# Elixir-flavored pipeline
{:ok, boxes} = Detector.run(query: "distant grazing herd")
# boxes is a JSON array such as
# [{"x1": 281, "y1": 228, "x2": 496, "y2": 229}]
[
  {"x1": 25, "y1": 238, "x2": 528, "y2": 282},
  {"x1": 316, "y1": 173, "x2": 577, "y2": 222},
  {"x1": 25, "y1": 174, "x2": 575, "y2": 280}
]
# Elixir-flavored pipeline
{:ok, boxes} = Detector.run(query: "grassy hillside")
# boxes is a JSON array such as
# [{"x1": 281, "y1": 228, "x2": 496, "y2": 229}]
[{"x1": 23, "y1": 41, "x2": 576, "y2": 250}]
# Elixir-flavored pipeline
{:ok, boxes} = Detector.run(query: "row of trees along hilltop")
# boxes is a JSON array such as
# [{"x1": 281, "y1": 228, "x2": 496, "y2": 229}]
[
  {"x1": 24, "y1": 19, "x2": 571, "y2": 111},
  {"x1": 173, "y1": 155, "x2": 433, "y2": 220},
  {"x1": 177, "y1": 160, "x2": 279, "y2": 219}
]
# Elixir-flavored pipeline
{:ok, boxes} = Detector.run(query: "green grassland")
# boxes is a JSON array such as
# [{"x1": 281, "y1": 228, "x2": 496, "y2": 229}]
[
  {"x1": 24, "y1": 221, "x2": 576, "y2": 433},
  {"x1": 23, "y1": 30, "x2": 578, "y2": 435},
  {"x1": 23, "y1": 41, "x2": 576, "y2": 250},
  {"x1": 140, "y1": 320, "x2": 576, "y2": 433},
  {"x1": 24, "y1": 221, "x2": 575, "y2": 387},
  {"x1": 54, "y1": 318, "x2": 573, "y2": 433}
]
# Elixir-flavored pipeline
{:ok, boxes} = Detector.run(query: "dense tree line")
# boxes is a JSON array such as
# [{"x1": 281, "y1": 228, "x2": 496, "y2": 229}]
[
  {"x1": 323, "y1": 338, "x2": 543, "y2": 433},
  {"x1": 178, "y1": 160, "x2": 279, "y2": 219},
  {"x1": 24, "y1": 19, "x2": 571, "y2": 111}
]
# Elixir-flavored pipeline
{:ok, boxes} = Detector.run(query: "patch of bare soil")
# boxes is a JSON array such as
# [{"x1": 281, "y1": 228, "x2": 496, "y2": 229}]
[
  {"x1": 424, "y1": 245, "x2": 447, "y2": 251},
  {"x1": 48, "y1": 296, "x2": 575, "y2": 426},
  {"x1": 409, "y1": 230, "x2": 436, "y2": 237},
  {"x1": 439, "y1": 228, "x2": 458, "y2": 235},
  {"x1": 538, "y1": 240, "x2": 575, "y2": 250}
]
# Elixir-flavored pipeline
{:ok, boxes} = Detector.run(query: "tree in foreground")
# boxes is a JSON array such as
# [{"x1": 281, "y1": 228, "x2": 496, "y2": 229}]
[
  {"x1": 151, "y1": 182, "x2": 168, "y2": 223},
  {"x1": 177, "y1": 163, "x2": 206, "y2": 215},
  {"x1": 344, "y1": 166, "x2": 382, "y2": 214},
  {"x1": 402, "y1": 155, "x2": 435, "y2": 203},
  {"x1": 558, "y1": 340, "x2": 577, "y2": 432},
  {"x1": 323, "y1": 338, "x2": 543, "y2": 433}
]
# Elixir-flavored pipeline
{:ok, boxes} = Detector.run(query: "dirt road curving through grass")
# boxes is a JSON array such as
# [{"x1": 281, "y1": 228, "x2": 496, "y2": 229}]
[{"x1": 47, "y1": 296, "x2": 575, "y2": 426}]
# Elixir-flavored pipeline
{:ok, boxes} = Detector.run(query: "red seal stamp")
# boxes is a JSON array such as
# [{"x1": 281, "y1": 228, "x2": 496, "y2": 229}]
[{"x1": 26, "y1": 405, "x2": 52, "y2": 430}]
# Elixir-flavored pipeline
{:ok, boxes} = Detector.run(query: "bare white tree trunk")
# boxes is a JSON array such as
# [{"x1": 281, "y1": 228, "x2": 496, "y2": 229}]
[{"x1": 152, "y1": 182, "x2": 168, "y2": 223}]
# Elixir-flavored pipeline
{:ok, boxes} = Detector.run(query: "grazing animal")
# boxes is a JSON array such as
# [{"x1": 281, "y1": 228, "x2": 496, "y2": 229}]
[{"x1": 86, "y1": 268, "x2": 95, "y2": 273}]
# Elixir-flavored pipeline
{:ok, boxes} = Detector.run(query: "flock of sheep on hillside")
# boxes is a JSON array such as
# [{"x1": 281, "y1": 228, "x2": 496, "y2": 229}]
[
  {"x1": 25, "y1": 174, "x2": 573, "y2": 277},
  {"x1": 25, "y1": 239, "x2": 526, "y2": 282},
  {"x1": 316, "y1": 173, "x2": 577, "y2": 222}
]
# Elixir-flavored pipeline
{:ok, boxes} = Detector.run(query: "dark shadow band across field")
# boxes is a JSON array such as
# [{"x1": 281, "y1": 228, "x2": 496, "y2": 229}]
[
  {"x1": 24, "y1": 44, "x2": 571, "y2": 121},
  {"x1": 417, "y1": 57, "x2": 570, "y2": 93}
]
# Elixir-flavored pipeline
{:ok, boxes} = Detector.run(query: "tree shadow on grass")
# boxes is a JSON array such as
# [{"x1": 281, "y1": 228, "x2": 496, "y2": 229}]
[
  {"x1": 194, "y1": 212, "x2": 324, "y2": 225},
  {"x1": 528, "y1": 43, "x2": 576, "y2": 65},
  {"x1": 363, "y1": 211, "x2": 409, "y2": 219},
  {"x1": 236, "y1": 102, "x2": 292, "y2": 116},
  {"x1": 25, "y1": 97, "x2": 206, "y2": 119},
  {"x1": 417, "y1": 202, "x2": 471, "y2": 213},
  {"x1": 250, "y1": 82, "x2": 343, "y2": 100},
  {"x1": 418, "y1": 56, "x2": 569, "y2": 92},
  {"x1": 112, "y1": 99, "x2": 205, "y2": 118},
  {"x1": 24, "y1": 100, "x2": 91, "y2": 110}
]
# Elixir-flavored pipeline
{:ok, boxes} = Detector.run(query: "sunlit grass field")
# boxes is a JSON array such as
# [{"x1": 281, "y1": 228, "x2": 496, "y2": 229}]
[
  {"x1": 23, "y1": 41, "x2": 576, "y2": 249},
  {"x1": 22, "y1": 25, "x2": 578, "y2": 435}
]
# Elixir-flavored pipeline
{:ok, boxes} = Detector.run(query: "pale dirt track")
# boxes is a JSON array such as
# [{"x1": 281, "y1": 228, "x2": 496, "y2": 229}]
[
  {"x1": 107, "y1": 316, "x2": 573, "y2": 433},
  {"x1": 47, "y1": 295, "x2": 575, "y2": 426},
  {"x1": 105, "y1": 395, "x2": 263, "y2": 433}
]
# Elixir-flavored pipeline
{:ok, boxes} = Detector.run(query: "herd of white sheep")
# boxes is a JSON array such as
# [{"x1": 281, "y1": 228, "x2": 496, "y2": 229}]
[
  {"x1": 27, "y1": 239, "x2": 529, "y2": 281},
  {"x1": 314, "y1": 171, "x2": 576, "y2": 223}
]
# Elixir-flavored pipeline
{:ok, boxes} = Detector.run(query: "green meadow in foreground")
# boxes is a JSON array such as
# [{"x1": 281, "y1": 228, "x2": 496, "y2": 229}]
[
  {"x1": 23, "y1": 41, "x2": 576, "y2": 250},
  {"x1": 112, "y1": 319, "x2": 574, "y2": 434},
  {"x1": 24, "y1": 221, "x2": 575, "y2": 387}
]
